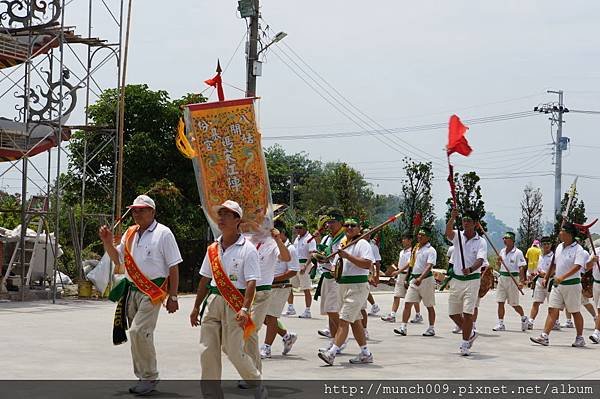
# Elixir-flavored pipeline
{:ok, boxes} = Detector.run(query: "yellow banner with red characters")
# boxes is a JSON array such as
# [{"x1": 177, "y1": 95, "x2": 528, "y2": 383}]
[{"x1": 180, "y1": 98, "x2": 273, "y2": 236}]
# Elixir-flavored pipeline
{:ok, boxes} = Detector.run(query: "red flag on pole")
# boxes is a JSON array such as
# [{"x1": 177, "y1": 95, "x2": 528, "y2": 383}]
[
  {"x1": 204, "y1": 60, "x2": 225, "y2": 102},
  {"x1": 447, "y1": 114, "x2": 472, "y2": 156}
]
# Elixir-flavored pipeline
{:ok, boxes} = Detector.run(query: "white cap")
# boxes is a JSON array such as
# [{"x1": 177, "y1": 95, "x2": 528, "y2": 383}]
[
  {"x1": 127, "y1": 194, "x2": 155, "y2": 209},
  {"x1": 214, "y1": 200, "x2": 243, "y2": 218}
]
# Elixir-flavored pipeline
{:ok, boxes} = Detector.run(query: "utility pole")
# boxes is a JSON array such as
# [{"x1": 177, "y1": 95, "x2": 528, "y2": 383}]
[
  {"x1": 534, "y1": 90, "x2": 568, "y2": 219},
  {"x1": 245, "y1": 0, "x2": 259, "y2": 97},
  {"x1": 289, "y1": 173, "x2": 294, "y2": 209}
]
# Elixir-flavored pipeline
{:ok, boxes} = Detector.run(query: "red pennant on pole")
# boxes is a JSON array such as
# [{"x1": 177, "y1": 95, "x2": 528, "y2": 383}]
[
  {"x1": 204, "y1": 60, "x2": 225, "y2": 101},
  {"x1": 447, "y1": 114, "x2": 472, "y2": 157}
]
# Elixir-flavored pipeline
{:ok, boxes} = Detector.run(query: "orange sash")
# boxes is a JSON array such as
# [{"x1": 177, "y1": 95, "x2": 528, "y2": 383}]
[
  {"x1": 207, "y1": 242, "x2": 256, "y2": 340},
  {"x1": 123, "y1": 225, "x2": 168, "y2": 305}
]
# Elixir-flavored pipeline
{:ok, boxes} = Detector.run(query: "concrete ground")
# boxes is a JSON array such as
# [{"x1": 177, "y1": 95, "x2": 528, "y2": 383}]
[{"x1": 2, "y1": 289, "x2": 599, "y2": 380}]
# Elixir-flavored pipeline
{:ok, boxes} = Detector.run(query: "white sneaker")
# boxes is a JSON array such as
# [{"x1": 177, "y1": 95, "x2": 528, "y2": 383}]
[
  {"x1": 381, "y1": 314, "x2": 396, "y2": 322},
  {"x1": 317, "y1": 328, "x2": 331, "y2": 338},
  {"x1": 530, "y1": 335, "x2": 549, "y2": 346},
  {"x1": 368, "y1": 304, "x2": 380, "y2": 316},
  {"x1": 572, "y1": 336, "x2": 586, "y2": 347},
  {"x1": 364, "y1": 329, "x2": 370, "y2": 340},
  {"x1": 349, "y1": 352, "x2": 373, "y2": 364},
  {"x1": 282, "y1": 333, "x2": 297, "y2": 355},
  {"x1": 422, "y1": 327, "x2": 435, "y2": 337},
  {"x1": 527, "y1": 319, "x2": 534, "y2": 330},
  {"x1": 284, "y1": 305, "x2": 296, "y2": 316},
  {"x1": 452, "y1": 325, "x2": 462, "y2": 334},
  {"x1": 459, "y1": 343, "x2": 470, "y2": 356},
  {"x1": 394, "y1": 326, "x2": 407, "y2": 336},
  {"x1": 492, "y1": 323, "x2": 506, "y2": 331},
  {"x1": 259, "y1": 344, "x2": 271, "y2": 359},
  {"x1": 318, "y1": 349, "x2": 335, "y2": 366},
  {"x1": 410, "y1": 314, "x2": 424, "y2": 324},
  {"x1": 467, "y1": 331, "x2": 478, "y2": 349},
  {"x1": 589, "y1": 333, "x2": 600, "y2": 344},
  {"x1": 521, "y1": 316, "x2": 529, "y2": 332},
  {"x1": 337, "y1": 339, "x2": 348, "y2": 354},
  {"x1": 298, "y1": 309, "x2": 312, "y2": 319},
  {"x1": 552, "y1": 320, "x2": 561, "y2": 331},
  {"x1": 564, "y1": 319, "x2": 574, "y2": 328},
  {"x1": 318, "y1": 340, "x2": 333, "y2": 352}
]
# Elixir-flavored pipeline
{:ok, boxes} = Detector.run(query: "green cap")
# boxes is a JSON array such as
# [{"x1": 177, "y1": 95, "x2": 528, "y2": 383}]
[
  {"x1": 327, "y1": 208, "x2": 344, "y2": 222},
  {"x1": 561, "y1": 222, "x2": 578, "y2": 237},
  {"x1": 343, "y1": 217, "x2": 359, "y2": 226},
  {"x1": 294, "y1": 219, "x2": 307, "y2": 229},
  {"x1": 417, "y1": 227, "x2": 432, "y2": 237},
  {"x1": 462, "y1": 210, "x2": 478, "y2": 221},
  {"x1": 503, "y1": 232, "x2": 516, "y2": 240}
]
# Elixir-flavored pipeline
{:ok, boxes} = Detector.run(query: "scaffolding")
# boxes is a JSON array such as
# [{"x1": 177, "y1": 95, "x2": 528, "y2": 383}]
[{"x1": 0, "y1": 0, "x2": 125, "y2": 302}]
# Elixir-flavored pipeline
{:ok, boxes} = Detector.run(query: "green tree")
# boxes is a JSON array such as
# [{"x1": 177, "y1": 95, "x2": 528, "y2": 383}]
[
  {"x1": 445, "y1": 171, "x2": 487, "y2": 230},
  {"x1": 517, "y1": 184, "x2": 543, "y2": 252},
  {"x1": 398, "y1": 158, "x2": 435, "y2": 233},
  {"x1": 553, "y1": 191, "x2": 587, "y2": 240}
]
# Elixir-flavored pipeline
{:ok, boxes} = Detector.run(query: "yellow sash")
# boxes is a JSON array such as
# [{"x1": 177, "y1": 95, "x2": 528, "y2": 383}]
[
  {"x1": 123, "y1": 225, "x2": 168, "y2": 305},
  {"x1": 207, "y1": 242, "x2": 256, "y2": 340}
]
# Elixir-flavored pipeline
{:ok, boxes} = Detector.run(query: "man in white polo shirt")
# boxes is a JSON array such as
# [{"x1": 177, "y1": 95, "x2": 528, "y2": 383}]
[
  {"x1": 381, "y1": 232, "x2": 413, "y2": 322},
  {"x1": 394, "y1": 227, "x2": 437, "y2": 337},
  {"x1": 445, "y1": 209, "x2": 487, "y2": 356},
  {"x1": 287, "y1": 219, "x2": 317, "y2": 318},
  {"x1": 190, "y1": 200, "x2": 266, "y2": 398},
  {"x1": 318, "y1": 217, "x2": 375, "y2": 366},
  {"x1": 493, "y1": 231, "x2": 528, "y2": 332},
  {"x1": 261, "y1": 222, "x2": 300, "y2": 358},
  {"x1": 528, "y1": 236, "x2": 554, "y2": 329},
  {"x1": 101, "y1": 194, "x2": 182, "y2": 395},
  {"x1": 531, "y1": 222, "x2": 588, "y2": 347}
]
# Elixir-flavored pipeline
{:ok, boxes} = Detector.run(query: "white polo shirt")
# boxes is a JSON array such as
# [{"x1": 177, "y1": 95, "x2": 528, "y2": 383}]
[
  {"x1": 199, "y1": 234, "x2": 261, "y2": 290},
  {"x1": 338, "y1": 239, "x2": 374, "y2": 277},
  {"x1": 253, "y1": 237, "x2": 281, "y2": 287},
  {"x1": 317, "y1": 231, "x2": 346, "y2": 272},
  {"x1": 554, "y1": 241, "x2": 588, "y2": 283},
  {"x1": 293, "y1": 232, "x2": 317, "y2": 261},
  {"x1": 274, "y1": 241, "x2": 300, "y2": 278},
  {"x1": 370, "y1": 241, "x2": 382, "y2": 262},
  {"x1": 499, "y1": 246, "x2": 526, "y2": 273},
  {"x1": 535, "y1": 251, "x2": 554, "y2": 287},
  {"x1": 398, "y1": 247, "x2": 412, "y2": 271},
  {"x1": 450, "y1": 230, "x2": 487, "y2": 276},
  {"x1": 590, "y1": 248, "x2": 600, "y2": 281},
  {"x1": 412, "y1": 243, "x2": 437, "y2": 275},
  {"x1": 118, "y1": 220, "x2": 182, "y2": 281},
  {"x1": 447, "y1": 246, "x2": 454, "y2": 265}
]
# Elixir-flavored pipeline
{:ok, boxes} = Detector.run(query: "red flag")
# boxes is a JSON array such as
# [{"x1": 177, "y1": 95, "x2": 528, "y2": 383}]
[
  {"x1": 447, "y1": 114, "x2": 472, "y2": 156},
  {"x1": 204, "y1": 60, "x2": 225, "y2": 101},
  {"x1": 412, "y1": 212, "x2": 422, "y2": 227}
]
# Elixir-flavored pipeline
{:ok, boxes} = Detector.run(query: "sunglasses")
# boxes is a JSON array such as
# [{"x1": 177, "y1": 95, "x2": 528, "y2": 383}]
[{"x1": 343, "y1": 223, "x2": 358, "y2": 228}]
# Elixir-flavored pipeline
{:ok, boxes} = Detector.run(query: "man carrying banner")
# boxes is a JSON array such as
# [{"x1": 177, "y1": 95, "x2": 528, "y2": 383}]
[
  {"x1": 100, "y1": 195, "x2": 182, "y2": 395},
  {"x1": 394, "y1": 227, "x2": 437, "y2": 337},
  {"x1": 493, "y1": 232, "x2": 529, "y2": 332},
  {"x1": 445, "y1": 208, "x2": 487, "y2": 356},
  {"x1": 530, "y1": 223, "x2": 588, "y2": 348},
  {"x1": 286, "y1": 219, "x2": 317, "y2": 318},
  {"x1": 318, "y1": 217, "x2": 375, "y2": 365},
  {"x1": 190, "y1": 200, "x2": 265, "y2": 397},
  {"x1": 528, "y1": 236, "x2": 554, "y2": 329}
]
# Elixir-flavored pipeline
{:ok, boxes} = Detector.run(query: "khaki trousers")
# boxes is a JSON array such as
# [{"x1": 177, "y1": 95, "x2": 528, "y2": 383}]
[
  {"x1": 126, "y1": 290, "x2": 161, "y2": 380},
  {"x1": 245, "y1": 290, "x2": 272, "y2": 372},
  {"x1": 199, "y1": 295, "x2": 261, "y2": 382}
]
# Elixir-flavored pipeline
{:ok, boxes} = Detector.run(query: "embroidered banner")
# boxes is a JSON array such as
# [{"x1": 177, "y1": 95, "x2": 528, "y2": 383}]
[{"x1": 182, "y1": 98, "x2": 273, "y2": 236}]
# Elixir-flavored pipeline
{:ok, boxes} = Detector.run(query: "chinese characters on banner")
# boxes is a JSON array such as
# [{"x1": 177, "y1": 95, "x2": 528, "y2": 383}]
[{"x1": 182, "y1": 98, "x2": 273, "y2": 237}]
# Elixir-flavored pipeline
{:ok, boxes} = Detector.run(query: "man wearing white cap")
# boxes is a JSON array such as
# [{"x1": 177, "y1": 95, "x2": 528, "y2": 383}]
[
  {"x1": 190, "y1": 200, "x2": 266, "y2": 398},
  {"x1": 100, "y1": 194, "x2": 182, "y2": 395}
]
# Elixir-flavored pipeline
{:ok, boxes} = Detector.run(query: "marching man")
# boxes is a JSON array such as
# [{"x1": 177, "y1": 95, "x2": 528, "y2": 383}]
[
  {"x1": 286, "y1": 219, "x2": 317, "y2": 318},
  {"x1": 493, "y1": 232, "x2": 529, "y2": 332},
  {"x1": 318, "y1": 218, "x2": 375, "y2": 365},
  {"x1": 189, "y1": 200, "x2": 266, "y2": 398},
  {"x1": 100, "y1": 195, "x2": 182, "y2": 395},
  {"x1": 394, "y1": 227, "x2": 437, "y2": 337},
  {"x1": 586, "y1": 244, "x2": 600, "y2": 344},
  {"x1": 445, "y1": 209, "x2": 487, "y2": 356},
  {"x1": 528, "y1": 236, "x2": 554, "y2": 329},
  {"x1": 530, "y1": 223, "x2": 588, "y2": 348}
]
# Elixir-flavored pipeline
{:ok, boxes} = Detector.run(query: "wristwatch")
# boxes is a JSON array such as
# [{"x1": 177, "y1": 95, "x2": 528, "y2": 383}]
[{"x1": 169, "y1": 295, "x2": 178, "y2": 302}]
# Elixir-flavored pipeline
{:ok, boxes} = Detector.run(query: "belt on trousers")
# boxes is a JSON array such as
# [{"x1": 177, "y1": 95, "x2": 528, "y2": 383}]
[
  {"x1": 108, "y1": 277, "x2": 166, "y2": 302},
  {"x1": 452, "y1": 273, "x2": 480, "y2": 281},
  {"x1": 499, "y1": 271, "x2": 520, "y2": 277},
  {"x1": 314, "y1": 271, "x2": 335, "y2": 300},
  {"x1": 338, "y1": 275, "x2": 369, "y2": 284},
  {"x1": 272, "y1": 279, "x2": 291, "y2": 289},
  {"x1": 299, "y1": 259, "x2": 308, "y2": 264},
  {"x1": 200, "y1": 284, "x2": 272, "y2": 319},
  {"x1": 410, "y1": 271, "x2": 433, "y2": 279},
  {"x1": 559, "y1": 278, "x2": 581, "y2": 286}
]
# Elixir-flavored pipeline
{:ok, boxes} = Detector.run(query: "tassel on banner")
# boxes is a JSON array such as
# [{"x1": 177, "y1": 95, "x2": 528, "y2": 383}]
[{"x1": 176, "y1": 118, "x2": 196, "y2": 158}]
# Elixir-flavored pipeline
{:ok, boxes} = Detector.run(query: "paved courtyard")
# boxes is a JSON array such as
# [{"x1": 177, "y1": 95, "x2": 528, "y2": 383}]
[{"x1": 2, "y1": 289, "x2": 599, "y2": 380}]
